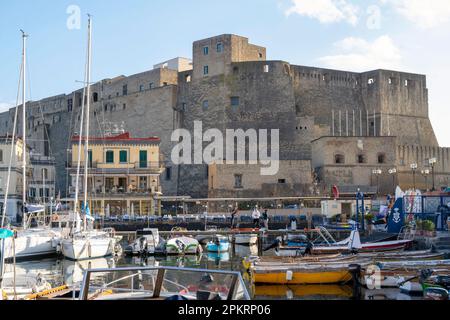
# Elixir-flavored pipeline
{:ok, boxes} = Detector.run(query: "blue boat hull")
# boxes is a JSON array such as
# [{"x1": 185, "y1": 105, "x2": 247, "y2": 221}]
[{"x1": 206, "y1": 242, "x2": 230, "y2": 252}]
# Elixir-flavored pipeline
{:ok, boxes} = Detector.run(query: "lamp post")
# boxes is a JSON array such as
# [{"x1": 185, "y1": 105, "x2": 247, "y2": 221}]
[
  {"x1": 388, "y1": 168, "x2": 397, "y2": 193},
  {"x1": 372, "y1": 169, "x2": 382, "y2": 197},
  {"x1": 410, "y1": 163, "x2": 418, "y2": 190},
  {"x1": 429, "y1": 158, "x2": 437, "y2": 192},
  {"x1": 421, "y1": 169, "x2": 430, "y2": 192}
]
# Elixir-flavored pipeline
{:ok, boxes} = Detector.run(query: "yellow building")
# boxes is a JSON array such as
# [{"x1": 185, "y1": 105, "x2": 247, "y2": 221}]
[{"x1": 68, "y1": 132, "x2": 164, "y2": 216}]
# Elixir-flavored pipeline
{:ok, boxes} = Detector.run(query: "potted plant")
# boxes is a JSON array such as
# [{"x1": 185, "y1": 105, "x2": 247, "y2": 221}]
[
  {"x1": 423, "y1": 220, "x2": 436, "y2": 237},
  {"x1": 365, "y1": 214, "x2": 374, "y2": 234}
]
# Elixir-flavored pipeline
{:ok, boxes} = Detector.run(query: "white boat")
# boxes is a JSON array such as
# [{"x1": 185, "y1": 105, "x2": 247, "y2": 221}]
[
  {"x1": 164, "y1": 236, "x2": 202, "y2": 255},
  {"x1": 2, "y1": 228, "x2": 61, "y2": 261},
  {"x1": 0, "y1": 32, "x2": 63, "y2": 263},
  {"x1": 61, "y1": 17, "x2": 117, "y2": 262},
  {"x1": 61, "y1": 229, "x2": 116, "y2": 261},
  {"x1": 234, "y1": 234, "x2": 258, "y2": 245},
  {"x1": 125, "y1": 228, "x2": 160, "y2": 256}
]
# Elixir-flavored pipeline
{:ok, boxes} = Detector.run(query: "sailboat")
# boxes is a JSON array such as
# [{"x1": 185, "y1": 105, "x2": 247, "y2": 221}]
[
  {"x1": 60, "y1": 16, "x2": 117, "y2": 261},
  {"x1": 0, "y1": 30, "x2": 62, "y2": 263}
]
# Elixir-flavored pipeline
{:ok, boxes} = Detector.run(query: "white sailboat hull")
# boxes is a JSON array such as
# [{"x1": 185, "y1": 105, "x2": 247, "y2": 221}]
[
  {"x1": 1, "y1": 229, "x2": 61, "y2": 261},
  {"x1": 61, "y1": 236, "x2": 114, "y2": 261}
]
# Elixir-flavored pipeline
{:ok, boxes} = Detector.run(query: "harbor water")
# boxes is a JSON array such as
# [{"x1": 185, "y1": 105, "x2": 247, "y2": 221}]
[{"x1": 4, "y1": 238, "x2": 426, "y2": 301}]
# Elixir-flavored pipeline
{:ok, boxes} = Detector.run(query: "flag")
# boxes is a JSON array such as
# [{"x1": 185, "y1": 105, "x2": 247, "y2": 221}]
[{"x1": 0, "y1": 229, "x2": 14, "y2": 239}]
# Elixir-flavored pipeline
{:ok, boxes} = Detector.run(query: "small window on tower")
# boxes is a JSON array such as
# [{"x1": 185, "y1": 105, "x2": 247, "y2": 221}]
[
  {"x1": 203, "y1": 46, "x2": 209, "y2": 55},
  {"x1": 203, "y1": 66, "x2": 209, "y2": 75},
  {"x1": 335, "y1": 154, "x2": 345, "y2": 164},
  {"x1": 263, "y1": 65, "x2": 269, "y2": 73},
  {"x1": 217, "y1": 43, "x2": 223, "y2": 53}
]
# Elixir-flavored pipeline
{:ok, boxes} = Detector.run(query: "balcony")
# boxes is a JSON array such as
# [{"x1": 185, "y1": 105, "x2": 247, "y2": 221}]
[
  {"x1": 67, "y1": 161, "x2": 163, "y2": 174},
  {"x1": 68, "y1": 186, "x2": 162, "y2": 198}
]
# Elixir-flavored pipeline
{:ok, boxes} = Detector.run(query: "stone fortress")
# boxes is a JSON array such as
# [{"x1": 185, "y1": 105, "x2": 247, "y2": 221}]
[{"x1": 1, "y1": 34, "x2": 449, "y2": 200}]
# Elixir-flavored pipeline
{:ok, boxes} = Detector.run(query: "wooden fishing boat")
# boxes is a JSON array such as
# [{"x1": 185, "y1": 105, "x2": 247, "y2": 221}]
[{"x1": 250, "y1": 263, "x2": 357, "y2": 285}]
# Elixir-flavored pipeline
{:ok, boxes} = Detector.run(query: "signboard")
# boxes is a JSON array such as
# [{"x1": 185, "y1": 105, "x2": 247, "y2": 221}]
[{"x1": 387, "y1": 198, "x2": 405, "y2": 234}]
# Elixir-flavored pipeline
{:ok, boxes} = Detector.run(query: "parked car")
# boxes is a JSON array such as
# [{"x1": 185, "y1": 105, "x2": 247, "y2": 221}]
[{"x1": 122, "y1": 215, "x2": 131, "y2": 222}]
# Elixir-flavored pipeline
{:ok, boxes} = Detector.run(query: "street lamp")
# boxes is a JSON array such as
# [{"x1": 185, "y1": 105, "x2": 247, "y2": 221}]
[
  {"x1": 372, "y1": 169, "x2": 382, "y2": 196},
  {"x1": 410, "y1": 163, "x2": 418, "y2": 190},
  {"x1": 429, "y1": 158, "x2": 437, "y2": 191},
  {"x1": 421, "y1": 169, "x2": 430, "y2": 192},
  {"x1": 388, "y1": 168, "x2": 397, "y2": 193}
]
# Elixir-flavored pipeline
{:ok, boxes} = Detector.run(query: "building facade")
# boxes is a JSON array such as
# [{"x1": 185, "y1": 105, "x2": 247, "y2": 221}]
[
  {"x1": 0, "y1": 34, "x2": 448, "y2": 200},
  {"x1": 29, "y1": 153, "x2": 57, "y2": 204},
  {"x1": 67, "y1": 132, "x2": 164, "y2": 216},
  {"x1": 0, "y1": 136, "x2": 29, "y2": 221}
]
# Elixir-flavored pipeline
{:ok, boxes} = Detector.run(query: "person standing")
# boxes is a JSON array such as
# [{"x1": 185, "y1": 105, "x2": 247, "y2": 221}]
[
  {"x1": 230, "y1": 207, "x2": 239, "y2": 229},
  {"x1": 262, "y1": 209, "x2": 269, "y2": 230},
  {"x1": 252, "y1": 206, "x2": 261, "y2": 228}
]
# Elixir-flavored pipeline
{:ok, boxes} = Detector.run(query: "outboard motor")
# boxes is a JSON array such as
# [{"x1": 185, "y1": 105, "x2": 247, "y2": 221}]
[{"x1": 139, "y1": 237, "x2": 148, "y2": 256}]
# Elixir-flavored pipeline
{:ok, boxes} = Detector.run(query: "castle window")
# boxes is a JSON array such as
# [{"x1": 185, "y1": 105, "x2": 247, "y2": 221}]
[
  {"x1": 0, "y1": 149, "x2": 3, "y2": 162},
  {"x1": 263, "y1": 65, "x2": 269, "y2": 73},
  {"x1": 67, "y1": 99, "x2": 73, "y2": 112},
  {"x1": 122, "y1": 84, "x2": 128, "y2": 96},
  {"x1": 93, "y1": 92, "x2": 98, "y2": 102},
  {"x1": 139, "y1": 85, "x2": 144, "y2": 92},
  {"x1": 203, "y1": 46, "x2": 209, "y2": 55},
  {"x1": 258, "y1": 52, "x2": 263, "y2": 59},
  {"x1": 165, "y1": 167, "x2": 172, "y2": 181},
  {"x1": 234, "y1": 174, "x2": 243, "y2": 188},
  {"x1": 104, "y1": 104, "x2": 108, "y2": 112},
  {"x1": 181, "y1": 103, "x2": 187, "y2": 111},
  {"x1": 185, "y1": 74, "x2": 191, "y2": 83},
  {"x1": 368, "y1": 78, "x2": 375, "y2": 85},
  {"x1": 378, "y1": 153, "x2": 386, "y2": 164},
  {"x1": 149, "y1": 83, "x2": 154, "y2": 89},
  {"x1": 278, "y1": 179, "x2": 286, "y2": 184},
  {"x1": 123, "y1": 103, "x2": 126, "y2": 110},
  {"x1": 357, "y1": 154, "x2": 367, "y2": 164},
  {"x1": 388, "y1": 78, "x2": 392, "y2": 85},
  {"x1": 233, "y1": 66, "x2": 239, "y2": 75},
  {"x1": 203, "y1": 66, "x2": 209, "y2": 75},
  {"x1": 230, "y1": 96, "x2": 240, "y2": 107},
  {"x1": 217, "y1": 43, "x2": 223, "y2": 53},
  {"x1": 202, "y1": 100, "x2": 209, "y2": 111},
  {"x1": 335, "y1": 154, "x2": 345, "y2": 164}
]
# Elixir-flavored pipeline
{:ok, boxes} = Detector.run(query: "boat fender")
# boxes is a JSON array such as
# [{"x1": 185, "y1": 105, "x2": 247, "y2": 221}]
[{"x1": 286, "y1": 270, "x2": 293, "y2": 281}]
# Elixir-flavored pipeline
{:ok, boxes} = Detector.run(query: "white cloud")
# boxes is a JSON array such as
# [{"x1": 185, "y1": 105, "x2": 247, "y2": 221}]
[
  {"x1": 285, "y1": 0, "x2": 359, "y2": 26},
  {"x1": 318, "y1": 35, "x2": 402, "y2": 72},
  {"x1": 381, "y1": 0, "x2": 450, "y2": 28}
]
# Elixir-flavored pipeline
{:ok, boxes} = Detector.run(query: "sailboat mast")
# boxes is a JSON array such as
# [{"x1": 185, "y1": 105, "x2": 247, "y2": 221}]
[
  {"x1": 21, "y1": 30, "x2": 28, "y2": 229},
  {"x1": 83, "y1": 15, "x2": 92, "y2": 230}
]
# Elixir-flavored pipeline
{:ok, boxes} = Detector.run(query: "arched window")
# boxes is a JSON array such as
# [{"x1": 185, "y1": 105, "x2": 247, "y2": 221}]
[
  {"x1": 93, "y1": 92, "x2": 99, "y2": 102},
  {"x1": 334, "y1": 154, "x2": 345, "y2": 164},
  {"x1": 357, "y1": 154, "x2": 366, "y2": 164},
  {"x1": 378, "y1": 153, "x2": 386, "y2": 164}
]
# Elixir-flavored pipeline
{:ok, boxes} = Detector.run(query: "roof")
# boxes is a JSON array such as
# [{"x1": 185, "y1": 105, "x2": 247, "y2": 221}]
[{"x1": 71, "y1": 132, "x2": 160, "y2": 144}]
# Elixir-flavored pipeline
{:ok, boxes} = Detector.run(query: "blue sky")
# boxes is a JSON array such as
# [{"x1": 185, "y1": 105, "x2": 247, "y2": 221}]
[{"x1": 1, "y1": 0, "x2": 449, "y2": 146}]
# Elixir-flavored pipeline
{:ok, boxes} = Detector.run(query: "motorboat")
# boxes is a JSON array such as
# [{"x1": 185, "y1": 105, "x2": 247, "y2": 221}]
[
  {"x1": 163, "y1": 236, "x2": 203, "y2": 255},
  {"x1": 124, "y1": 228, "x2": 160, "y2": 256},
  {"x1": 206, "y1": 235, "x2": 230, "y2": 253},
  {"x1": 275, "y1": 229, "x2": 413, "y2": 257},
  {"x1": 77, "y1": 266, "x2": 250, "y2": 300}
]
